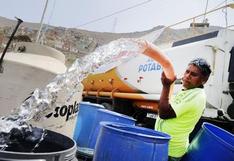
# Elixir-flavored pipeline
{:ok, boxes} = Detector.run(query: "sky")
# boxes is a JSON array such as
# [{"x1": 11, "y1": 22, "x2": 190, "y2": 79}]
[{"x1": 0, "y1": 0, "x2": 233, "y2": 33}]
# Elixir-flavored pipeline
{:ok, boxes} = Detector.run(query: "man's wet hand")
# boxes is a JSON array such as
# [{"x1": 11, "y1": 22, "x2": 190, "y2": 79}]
[{"x1": 161, "y1": 72, "x2": 176, "y2": 87}]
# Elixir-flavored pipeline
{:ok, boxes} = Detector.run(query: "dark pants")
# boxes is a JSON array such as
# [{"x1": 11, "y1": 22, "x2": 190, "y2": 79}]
[{"x1": 168, "y1": 156, "x2": 182, "y2": 161}]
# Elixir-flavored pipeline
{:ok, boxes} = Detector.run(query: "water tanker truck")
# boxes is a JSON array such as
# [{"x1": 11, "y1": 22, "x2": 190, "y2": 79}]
[{"x1": 82, "y1": 29, "x2": 234, "y2": 133}]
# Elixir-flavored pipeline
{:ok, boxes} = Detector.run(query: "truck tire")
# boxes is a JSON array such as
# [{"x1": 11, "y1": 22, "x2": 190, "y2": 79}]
[
  {"x1": 101, "y1": 102, "x2": 114, "y2": 111},
  {"x1": 227, "y1": 101, "x2": 234, "y2": 119}
]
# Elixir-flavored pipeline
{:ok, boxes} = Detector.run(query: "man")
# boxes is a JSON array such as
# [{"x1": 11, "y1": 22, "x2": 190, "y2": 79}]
[{"x1": 155, "y1": 58, "x2": 211, "y2": 161}]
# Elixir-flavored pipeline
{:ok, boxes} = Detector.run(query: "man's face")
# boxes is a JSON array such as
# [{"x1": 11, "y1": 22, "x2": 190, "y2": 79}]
[{"x1": 182, "y1": 64, "x2": 207, "y2": 89}]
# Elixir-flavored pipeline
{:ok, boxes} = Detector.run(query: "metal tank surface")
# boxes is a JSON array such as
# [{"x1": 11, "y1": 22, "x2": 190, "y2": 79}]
[{"x1": 0, "y1": 128, "x2": 78, "y2": 161}]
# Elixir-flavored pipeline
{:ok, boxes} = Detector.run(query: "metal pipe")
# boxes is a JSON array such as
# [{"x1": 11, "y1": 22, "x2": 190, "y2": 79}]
[
  {"x1": 203, "y1": 0, "x2": 209, "y2": 22},
  {"x1": 36, "y1": 0, "x2": 49, "y2": 43},
  {"x1": 83, "y1": 90, "x2": 160, "y2": 100},
  {"x1": 0, "y1": 17, "x2": 23, "y2": 73},
  {"x1": 167, "y1": 3, "x2": 234, "y2": 29}
]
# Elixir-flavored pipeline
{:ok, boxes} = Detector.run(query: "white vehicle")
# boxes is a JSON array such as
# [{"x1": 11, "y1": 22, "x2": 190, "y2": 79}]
[
  {"x1": 82, "y1": 29, "x2": 234, "y2": 132},
  {"x1": 0, "y1": 17, "x2": 67, "y2": 117},
  {"x1": 0, "y1": 42, "x2": 67, "y2": 116}
]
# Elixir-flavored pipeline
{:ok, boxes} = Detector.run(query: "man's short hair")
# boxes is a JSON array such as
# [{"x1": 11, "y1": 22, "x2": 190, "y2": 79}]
[{"x1": 189, "y1": 58, "x2": 212, "y2": 77}]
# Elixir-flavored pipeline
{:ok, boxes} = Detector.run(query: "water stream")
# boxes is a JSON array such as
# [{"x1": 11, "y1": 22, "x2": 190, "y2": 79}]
[
  {"x1": 0, "y1": 38, "x2": 146, "y2": 151},
  {"x1": 30, "y1": 129, "x2": 47, "y2": 152}
]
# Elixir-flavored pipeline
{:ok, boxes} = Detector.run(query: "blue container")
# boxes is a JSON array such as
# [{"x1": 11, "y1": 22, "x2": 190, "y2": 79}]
[
  {"x1": 93, "y1": 122, "x2": 171, "y2": 161},
  {"x1": 73, "y1": 102, "x2": 104, "y2": 147},
  {"x1": 88, "y1": 109, "x2": 135, "y2": 148},
  {"x1": 182, "y1": 122, "x2": 234, "y2": 161}
]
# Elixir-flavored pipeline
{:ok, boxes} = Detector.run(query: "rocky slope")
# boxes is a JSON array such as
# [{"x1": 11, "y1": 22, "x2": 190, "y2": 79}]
[{"x1": 0, "y1": 16, "x2": 222, "y2": 66}]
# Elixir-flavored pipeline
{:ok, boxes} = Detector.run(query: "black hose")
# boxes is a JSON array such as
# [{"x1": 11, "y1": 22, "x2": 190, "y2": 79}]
[{"x1": 0, "y1": 17, "x2": 23, "y2": 73}]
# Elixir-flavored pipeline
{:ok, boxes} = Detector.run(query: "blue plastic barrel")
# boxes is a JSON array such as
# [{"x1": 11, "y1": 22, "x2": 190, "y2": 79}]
[
  {"x1": 93, "y1": 122, "x2": 171, "y2": 161},
  {"x1": 73, "y1": 102, "x2": 104, "y2": 147},
  {"x1": 182, "y1": 122, "x2": 234, "y2": 161},
  {"x1": 88, "y1": 108, "x2": 135, "y2": 148}
]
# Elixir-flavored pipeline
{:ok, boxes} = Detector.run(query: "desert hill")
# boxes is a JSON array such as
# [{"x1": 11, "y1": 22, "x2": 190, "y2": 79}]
[{"x1": 0, "y1": 16, "x2": 222, "y2": 66}]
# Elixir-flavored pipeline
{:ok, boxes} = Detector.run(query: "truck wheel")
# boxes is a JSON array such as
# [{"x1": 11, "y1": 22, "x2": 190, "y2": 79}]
[
  {"x1": 113, "y1": 98, "x2": 135, "y2": 116},
  {"x1": 230, "y1": 83, "x2": 234, "y2": 99},
  {"x1": 227, "y1": 101, "x2": 234, "y2": 119},
  {"x1": 101, "y1": 102, "x2": 114, "y2": 111}
]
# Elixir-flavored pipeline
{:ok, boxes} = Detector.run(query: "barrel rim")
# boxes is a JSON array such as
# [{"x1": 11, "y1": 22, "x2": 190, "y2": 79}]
[
  {"x1": 0, "y1": 129, "x2": 77, "y2": 156},
  {"x1": 80, "y1": 101, "x2": 104, "y2": 108},
  {"x1": 100, "y1": 121, "x2": 171, "y2": 140},
  {"x1": 202, "y1": 122, "x2": 234, "y2": 150},
  {"x1": 97, "y1": 109, "x2": 136, "y2": 122},
  {"x1": 0, "y1": 142, "x2": 76, "y2": 156}
]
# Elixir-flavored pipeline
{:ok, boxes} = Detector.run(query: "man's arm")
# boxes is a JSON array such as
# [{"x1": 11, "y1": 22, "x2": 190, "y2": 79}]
[
  {"x1": 158, "y1": 72, "x2": 176, "y2": 119},
  {"x1": 138, "y1": 40, "x2": 176, "y2": 119}
]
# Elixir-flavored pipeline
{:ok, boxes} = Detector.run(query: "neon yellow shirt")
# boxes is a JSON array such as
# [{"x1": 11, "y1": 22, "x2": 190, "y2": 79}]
[{"x1": 155, "y1": 88, "x2": 206, "y2": 157}]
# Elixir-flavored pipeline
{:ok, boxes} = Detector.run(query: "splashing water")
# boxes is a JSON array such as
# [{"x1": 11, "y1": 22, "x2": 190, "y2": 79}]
[
  {"x1": 0, "y1": 38, "x2": 146, "y2": 148},
  {"x1": 30, "y1": 129, "x2": 47, "y2": 152}
]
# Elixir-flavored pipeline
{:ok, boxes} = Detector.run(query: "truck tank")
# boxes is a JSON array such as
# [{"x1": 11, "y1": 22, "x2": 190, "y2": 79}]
[{"x1": 82, "y1": 29, "x2": 234, "y2": 130}]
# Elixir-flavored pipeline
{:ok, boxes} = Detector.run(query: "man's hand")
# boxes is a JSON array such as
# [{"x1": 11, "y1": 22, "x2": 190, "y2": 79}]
[
  {"x1": 161, "y1": 72, "x2": 176, "y2": 87},
  {"x1": 133, "y1": 39, "x2": 149, "y2": 53},
  {"x1": 158, "y1": 72, "x2": 177, "y2": 119}
]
